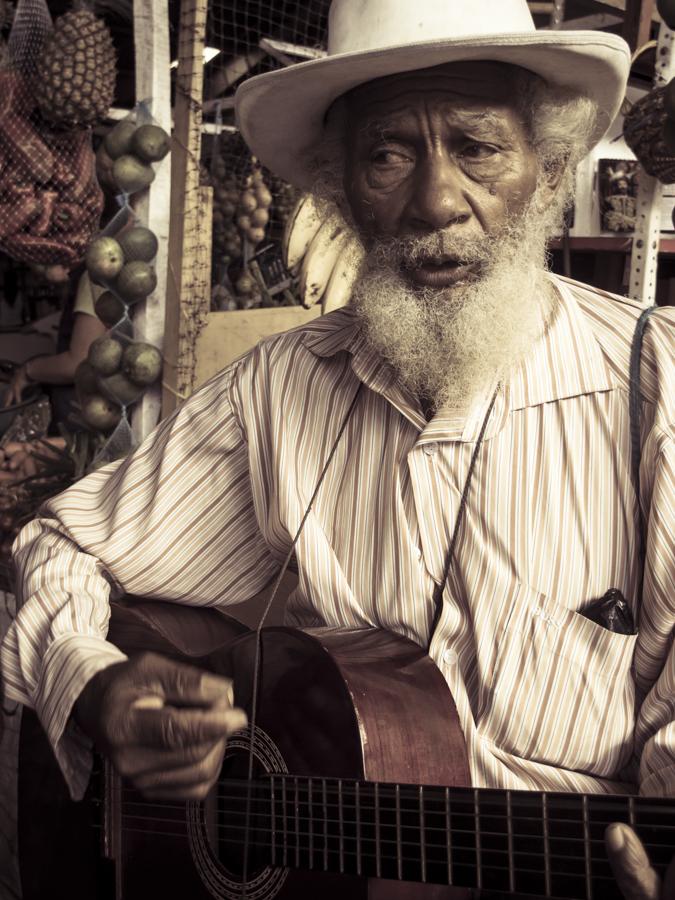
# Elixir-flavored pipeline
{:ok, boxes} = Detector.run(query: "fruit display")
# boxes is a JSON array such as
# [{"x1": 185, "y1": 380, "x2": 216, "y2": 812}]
[
  {"x1": 35, "y1": 6, "x2": 117, "y2": 130},
  {"x1": 0, "y1": 69, "x2": 104, "y2": 265},
  {"x1": 103, "y1": 119, "x2": 170, "y2": 196}
]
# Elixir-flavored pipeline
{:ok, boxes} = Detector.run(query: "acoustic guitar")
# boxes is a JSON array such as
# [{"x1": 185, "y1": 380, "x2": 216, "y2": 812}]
[{"x1": 18, "y1": 598, "x2": 674, "y2": 900}]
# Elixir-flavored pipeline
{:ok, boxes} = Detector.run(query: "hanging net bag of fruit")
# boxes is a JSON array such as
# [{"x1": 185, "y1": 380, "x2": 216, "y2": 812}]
[
  {"x1": 0, "y1": 0, "x2": 116, "y2": 269},
  {"x1": 75, "y1": 197, "x2": 165, "y2": 465}
]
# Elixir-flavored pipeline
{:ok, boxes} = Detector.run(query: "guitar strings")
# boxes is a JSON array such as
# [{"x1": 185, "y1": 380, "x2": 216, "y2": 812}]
[
  {"x1": 118, "y1": 796, "x2": 675, "y2": 840},
  {"x1": 115, "y1": 808, "x2": 675, "y2": 856},
  {"x1": 101, "y1": 821, "x2": 646, "y2": 881},
  {"x1": 117, "y1": 783, "x2": 675, "y2": 822}
]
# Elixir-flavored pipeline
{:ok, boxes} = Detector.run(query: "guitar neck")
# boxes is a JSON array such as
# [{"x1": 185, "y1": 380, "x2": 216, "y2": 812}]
[{"x1": 227, "y1": 774, "x2": 672, "y2": 899}]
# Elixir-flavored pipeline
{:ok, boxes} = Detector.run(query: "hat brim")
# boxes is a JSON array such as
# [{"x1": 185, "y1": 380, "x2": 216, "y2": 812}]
[{"x1": 235, "y1": 30, "x2": 630, "y2": 188}]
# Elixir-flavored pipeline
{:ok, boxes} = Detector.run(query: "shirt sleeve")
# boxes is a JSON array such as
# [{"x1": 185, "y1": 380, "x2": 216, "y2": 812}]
[
  {"x1": 0, "y1": 358, "x2": 280, "y2": 799},
  {"x1": 635, "y1": 432, "x2": 675, "y2": 797}
]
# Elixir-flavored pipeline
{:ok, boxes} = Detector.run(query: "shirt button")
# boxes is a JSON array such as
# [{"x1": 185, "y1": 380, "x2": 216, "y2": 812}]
[
  {"x1": 423, "y1": 442, "x2": 438, "y2": 456},
  {"x1": 443, "y1": 648, "x2": 458, "y2": 665}
]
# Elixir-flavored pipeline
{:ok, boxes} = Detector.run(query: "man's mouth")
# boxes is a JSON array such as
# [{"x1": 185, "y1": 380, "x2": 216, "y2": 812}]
[{"x1": 403, "y1": 256, "x2": 481, "y2": 288}]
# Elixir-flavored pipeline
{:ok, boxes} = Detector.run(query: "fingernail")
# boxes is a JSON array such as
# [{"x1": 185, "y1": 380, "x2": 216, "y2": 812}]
[{"x1": 606, "y1": 824, "x2": 625, "y2": 852}]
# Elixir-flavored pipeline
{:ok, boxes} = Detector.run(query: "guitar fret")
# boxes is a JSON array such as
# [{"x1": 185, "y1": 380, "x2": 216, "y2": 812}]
[
  {"x1": 582, "y1": 794, "x2": 593, "y2": 900},
  {"x1": 355, "y1": 782, "x2": 362, "y2": 877},
  {"x1": 474, "y1": 788, "x2": 482, "y2": 891},
  {"x1": 308, "y1": 777, "x2": 314, "y2": 868},
  {"x1": 322, "y1": 779, "x2": 329, "y2": 871},
  {"x1": 419, "y1": 785, "x2": 427, "y2": 883},
  {"x1": 374, "y1": 782, "x2": 382, "y2": 879},
  {"x1": 542, "y1": 792, "x2": 552, "y2": 897},
  {"x1": 395, "y1": 784, "x2": 403, "y2": 881},
  {"x1": 628, "y1": 795, "x2": 636, "y2": 828},
  {"x1": 294, "y1": 776, "x2": 300, "y2": 869},
  {"x1": 506, "y1": 789, "x2": 515, "y2": 893},
  {"x1": 282, "y1": 777, "x2": 288, "y2": 868},
  {"x1": 338, "y1": 779, "x2": 345, "y2": 874},
  {"x1": 445, "y1": 787, "x2": 453, "y2": 885}
]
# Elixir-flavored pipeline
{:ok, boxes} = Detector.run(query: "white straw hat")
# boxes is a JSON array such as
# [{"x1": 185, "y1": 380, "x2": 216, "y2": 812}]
[{"x1": 235, "y1": 0, "x2": 630, "y2": 189}]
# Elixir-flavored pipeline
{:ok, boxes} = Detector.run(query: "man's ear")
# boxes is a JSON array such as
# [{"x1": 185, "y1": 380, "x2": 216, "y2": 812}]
[{"x1": 539, "y1": 156, "x2": 568, "y2": 202}]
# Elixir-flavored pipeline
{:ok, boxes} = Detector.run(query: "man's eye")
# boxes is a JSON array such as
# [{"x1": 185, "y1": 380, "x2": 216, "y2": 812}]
[
  {"x1": 370, "y1": 149, "x2": 409, "y2": 166},
  {"x1": 461, "y1": 142, "x2": 498, "y2": 160}
]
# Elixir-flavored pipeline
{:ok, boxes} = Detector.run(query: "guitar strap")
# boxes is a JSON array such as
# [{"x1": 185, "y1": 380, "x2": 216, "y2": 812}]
[
  {"x1": 629, "y1": 305, "x2": 658, "y2": 554},
  {"x1": 427, "y1": 385, "x2": 500, "y2": 651},
  {"x1": 628, "y1": 304, "x2": 658, "y2": 600}
]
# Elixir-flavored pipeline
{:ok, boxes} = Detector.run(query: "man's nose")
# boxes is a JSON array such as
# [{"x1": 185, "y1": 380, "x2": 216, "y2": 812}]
[{"x1": 404, "y1": 158, "x2": 472, "y2": 232}]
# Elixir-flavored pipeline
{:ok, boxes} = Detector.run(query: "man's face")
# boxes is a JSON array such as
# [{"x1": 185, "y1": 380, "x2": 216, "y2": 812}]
[{"x1": 343, "y1": 61, "x2": 541, "y2": 291}]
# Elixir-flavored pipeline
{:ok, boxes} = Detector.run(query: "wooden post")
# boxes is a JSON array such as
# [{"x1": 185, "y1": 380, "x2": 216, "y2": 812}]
[
  {"x1": 622, "y1": 0, "x2": 656, "y2": 52},
  {"x1": 161, "y1": 0, "x2": 210, "y2": 418},
  {"x1": 130, "y1": 0, "x2": 172, "y2": 442}
]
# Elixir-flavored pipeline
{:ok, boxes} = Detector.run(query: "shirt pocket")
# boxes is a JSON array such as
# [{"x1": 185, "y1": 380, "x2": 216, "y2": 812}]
[{"x1": 479, "y1": 584, "x2": 638, "y2": 777}]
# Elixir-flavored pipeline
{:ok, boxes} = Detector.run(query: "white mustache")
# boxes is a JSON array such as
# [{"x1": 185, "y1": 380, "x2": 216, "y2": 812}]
[{"x1": 370, "y1": 231, "x2": 494, "y2": 269}]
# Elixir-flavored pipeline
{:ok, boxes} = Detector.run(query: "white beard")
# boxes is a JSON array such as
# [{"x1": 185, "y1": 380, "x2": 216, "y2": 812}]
[{"x1": 348, "y1": 187, "x2": 559, "y2": 415}]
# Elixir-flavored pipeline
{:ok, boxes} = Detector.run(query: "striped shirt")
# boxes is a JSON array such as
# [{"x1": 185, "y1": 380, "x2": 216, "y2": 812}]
[{"x1": 1, "y1": 274, "x2": 673, "y2": 802}]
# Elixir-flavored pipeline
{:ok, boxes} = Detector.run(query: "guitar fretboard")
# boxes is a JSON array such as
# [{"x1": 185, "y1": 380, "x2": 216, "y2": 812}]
[{"x1": 211, "y1": 775, "x2": 673, "y2": 900}]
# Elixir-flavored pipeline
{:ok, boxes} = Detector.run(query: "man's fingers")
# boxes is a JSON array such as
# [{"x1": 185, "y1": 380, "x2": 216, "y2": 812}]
[
  {"x1": 133, "y1": 738, "x2": 227, "y2": 799},
  {"x1": 115, "y1": 739, "x2": 217, "y2": 777},
  {"x1": 605, "y1": 823, "x2": 661, "y2": 900},
  {"x1": 134, "y1": 653, "x2": 234, "y2": 708},
  {"x1": 129, "y1": 704, "x2": 247, "y2": 750}
]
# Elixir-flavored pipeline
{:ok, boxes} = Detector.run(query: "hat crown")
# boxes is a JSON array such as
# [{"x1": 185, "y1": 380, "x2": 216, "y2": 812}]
[{"x1": 328, "y1": 0, "x2": 536, "y2": 56}]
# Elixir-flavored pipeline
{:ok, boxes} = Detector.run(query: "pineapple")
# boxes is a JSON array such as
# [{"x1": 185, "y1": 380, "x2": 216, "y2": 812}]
[{"x1": 35, "y1": 3, "x2": 116, "y2": 130}]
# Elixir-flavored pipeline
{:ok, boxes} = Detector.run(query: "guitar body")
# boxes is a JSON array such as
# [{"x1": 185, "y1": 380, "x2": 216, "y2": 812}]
[{"x1": 19, "y1": 600, "x2": 471, "y2": 900}]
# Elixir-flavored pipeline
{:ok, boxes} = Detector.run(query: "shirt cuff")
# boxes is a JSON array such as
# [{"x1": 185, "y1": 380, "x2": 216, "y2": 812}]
[{"x1": 35, "y1": 634, "x2": 128, "y2": 800}]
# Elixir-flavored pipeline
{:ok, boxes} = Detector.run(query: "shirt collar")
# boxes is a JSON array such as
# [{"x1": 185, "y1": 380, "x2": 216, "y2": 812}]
[
  {"x1": 508, "y1": 274, "x2": 616, "y2": 412},
  {"x1": 302, "y1": 275, "x2": 617, "y2": 441}
]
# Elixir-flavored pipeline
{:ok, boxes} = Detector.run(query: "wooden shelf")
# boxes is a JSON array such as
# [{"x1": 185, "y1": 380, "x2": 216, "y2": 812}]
[{"x1": 550, "y1": 235, "x2": 675, "y2": 254}]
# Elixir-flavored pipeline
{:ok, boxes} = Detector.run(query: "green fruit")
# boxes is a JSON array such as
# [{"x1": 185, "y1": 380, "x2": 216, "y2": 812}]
[
  {"x1": 104, "y1": 120, "x2": 137, "y2": 160},
  {"x1": 664, "y1": 118, "x2": 675, "y2": 154},
  {"x1": 88, "y1": 335, "x2": 125, "y2": 376},
  {"x1": 115, "y1": 260, "x2": 157, "y2": 303},
  {"x1": 97, "y1": 372, "x2": 146, "y2": 407},
  {"x1": 122, "y1": 342, "x2": 162, "y2": 386},
  {"x1": 95, "y1": 291, "x2": 127, "y2": 327},
  {"x1": 74, "y1": 360, "x2": 99, "y2": 397},
  {"x1": 112, "y1": 154, "x2": 155, "y2": 194},
  {"x1": 85, "y1": 237, "x2": 124, "y2": 285},
  {"x1": 118, "y1": 226, "x2": 159, "y2": 262},
  {"x1": 658, "y1": 0, "x2": 675, "y2": 30},
  {"x1": 81, "y1": 394, "x2": 122, "y2": 431},
  {"x1": 131, "y1": 124, "x2": 171, "y2": 162}
]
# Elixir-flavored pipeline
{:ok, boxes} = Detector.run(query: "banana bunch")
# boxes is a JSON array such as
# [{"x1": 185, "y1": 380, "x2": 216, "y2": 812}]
[{"x1": 283, "y1": 194, "x2": 364, "y2": 314}]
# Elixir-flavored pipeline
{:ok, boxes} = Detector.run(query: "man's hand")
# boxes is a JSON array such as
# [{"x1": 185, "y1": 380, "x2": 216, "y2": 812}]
[
  {"x1": 74, "y1": 652, "x2": 247, "y2": 801},
  {"x1": 3, "y1": 364, "x2": 31, "y2": 407},
  {"x1": 606, "y1": 823, "x2": 675, "y2": 900}
]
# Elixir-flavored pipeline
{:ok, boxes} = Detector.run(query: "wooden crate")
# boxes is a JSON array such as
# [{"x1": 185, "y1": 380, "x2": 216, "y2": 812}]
[{"x1": 193, "y1": 306, "x2": 322, "y2": 388}]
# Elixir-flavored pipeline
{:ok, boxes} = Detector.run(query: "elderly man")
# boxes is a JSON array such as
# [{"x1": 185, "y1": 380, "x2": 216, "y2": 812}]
[{"x1": 2, "y1": 0, "x2": 674, "y2": 897}]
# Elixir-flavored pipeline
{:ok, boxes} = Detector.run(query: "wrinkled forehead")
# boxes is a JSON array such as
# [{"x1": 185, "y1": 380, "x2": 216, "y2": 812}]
[{"x1": 343, "y1": 60, "x2": 535, "y2": 121}]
